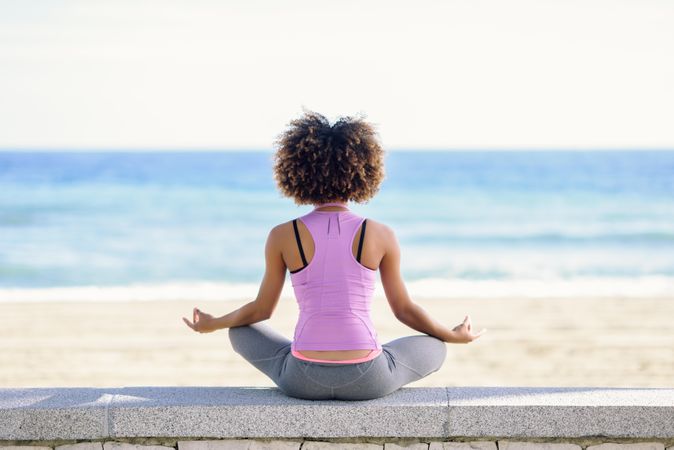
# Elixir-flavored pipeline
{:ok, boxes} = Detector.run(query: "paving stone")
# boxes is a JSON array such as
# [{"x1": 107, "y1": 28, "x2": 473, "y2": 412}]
[
  {"x1": 498, "y1": 443, "x2": 581, "y2": 450},
  {"x1": 246, "y1": 442, "x2": 301, "y2": 450},
  {"x1": 586, "y1": 444, "x2": 665, "y2": 450},
  {"x1": 384, "y1": 443, "x2": 429, "y2": 449},
  {"x1": 0, "y1": 447, "x2": 52, "y2": 450},
  {"x1": 104, "y1": 444, "x2": 174, "y2": 450},
  {"x1": 448, "y1": 387, "x2": 674, "y2": 438},
  {"x1": 0, "y1": 388, "x2": 109, "y2": 440},
  {"x1": 302, "y1": 442, "x2": 383, "y2": 449},
  {"x1": 110, "y1": 387, "x2": 446, "y2": 438},
  {"x1": 56, "y1": 443, "x2": 103, "y2": 450},
  {"x1": 3, "y1": 386, "x2": 674, "y2": 441},
  {"x1": 429, "y1": 442, "x2": 496, "y2": 450},
  {"x1": 178, "y1": 440, "x2": 301, "y2": 450}
]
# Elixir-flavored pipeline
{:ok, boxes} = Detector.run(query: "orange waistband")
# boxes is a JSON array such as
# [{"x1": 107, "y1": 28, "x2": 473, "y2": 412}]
[{"x1": 291, "y1": 348, "x2": 382, "y2": 364}]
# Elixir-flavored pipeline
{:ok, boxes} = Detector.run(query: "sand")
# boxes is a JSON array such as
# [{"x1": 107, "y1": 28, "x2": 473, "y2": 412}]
[{"x1": 1, "y1": 296, "x2": 672, "y2": 388}]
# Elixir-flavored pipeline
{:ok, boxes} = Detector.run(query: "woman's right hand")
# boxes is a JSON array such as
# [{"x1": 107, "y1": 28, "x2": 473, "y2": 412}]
[{"x1": 450, "y1": 315, "x2": 486, "y2": 343}]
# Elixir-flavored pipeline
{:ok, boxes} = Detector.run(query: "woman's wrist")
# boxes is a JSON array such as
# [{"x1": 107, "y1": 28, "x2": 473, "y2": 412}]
[
  {"x1": 437, "y1": 328, "x2": 458, "y2": 343},
  {"x1": 212, "y1": 314, "x2": 229, "y2": 330}
]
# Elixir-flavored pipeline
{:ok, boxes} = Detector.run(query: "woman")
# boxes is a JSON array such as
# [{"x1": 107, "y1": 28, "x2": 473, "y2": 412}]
[{"x1": 182, "y1": 111, "x2": 485, "y2": 400}]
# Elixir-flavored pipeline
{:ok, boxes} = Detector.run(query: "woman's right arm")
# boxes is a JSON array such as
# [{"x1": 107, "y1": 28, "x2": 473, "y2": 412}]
[{"x1": 378, "y1": 225, "x2": 486, "y2": 344}]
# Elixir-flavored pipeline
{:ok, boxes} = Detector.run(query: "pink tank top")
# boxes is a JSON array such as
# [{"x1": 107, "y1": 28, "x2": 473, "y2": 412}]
[{"x1": 289, "y1": 202, "x2": 383, "y2": 364}]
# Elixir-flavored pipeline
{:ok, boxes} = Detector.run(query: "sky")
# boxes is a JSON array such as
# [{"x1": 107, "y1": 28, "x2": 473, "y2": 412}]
[{"x1": 0, "y1": 0, "x2": 673, "y2": 150}]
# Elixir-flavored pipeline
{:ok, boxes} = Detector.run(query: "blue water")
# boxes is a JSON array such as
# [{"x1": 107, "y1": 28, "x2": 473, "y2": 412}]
[{"x1": 1, "y1": 150, "x2": 673, "y2": 297}]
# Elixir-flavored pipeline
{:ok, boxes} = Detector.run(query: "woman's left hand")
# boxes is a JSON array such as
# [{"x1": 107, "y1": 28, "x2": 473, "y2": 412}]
[{"x1": 182, "y1": 307, "x2": 219, "y2": 333}]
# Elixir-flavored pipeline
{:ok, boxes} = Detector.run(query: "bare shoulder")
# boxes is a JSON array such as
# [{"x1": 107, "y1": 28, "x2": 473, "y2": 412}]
[
  {"x1": 267, "y1": 221, "x2": 293, "y2": 243},
  {"x1": 271, "y1": 220, "x2": 293, "y2": 232},
  {"x1": 362, "y1": 218, "x2": 397, "y2": 248}
]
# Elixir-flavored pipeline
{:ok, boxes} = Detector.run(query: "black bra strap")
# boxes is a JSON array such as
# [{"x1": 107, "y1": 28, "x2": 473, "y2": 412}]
[
  {"x1": 356, "y1": 219, "x2": 367, "y2": 262},
  {"x1": 292, "y1": 219, "x2": 308, "y2": 266}
]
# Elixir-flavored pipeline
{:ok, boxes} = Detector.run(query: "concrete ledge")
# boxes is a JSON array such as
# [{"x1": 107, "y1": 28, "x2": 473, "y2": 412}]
[{"x1": 1, "y1": 387, "x2": 673, "y2": 441}]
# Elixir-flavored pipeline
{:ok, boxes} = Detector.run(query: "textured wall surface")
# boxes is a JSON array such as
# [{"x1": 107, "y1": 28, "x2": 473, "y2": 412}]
[{"x1": 1, "y1": 386, "x2": 673, "y2": 448}]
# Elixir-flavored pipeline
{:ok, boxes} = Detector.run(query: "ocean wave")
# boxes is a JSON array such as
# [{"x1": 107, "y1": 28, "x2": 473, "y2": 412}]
[
  {"x1": 1, "y1": 276, "x2": 673, "y2": 303},
  {"x1": 407, "y1": 233, "x2": 674, "y2": 245}
]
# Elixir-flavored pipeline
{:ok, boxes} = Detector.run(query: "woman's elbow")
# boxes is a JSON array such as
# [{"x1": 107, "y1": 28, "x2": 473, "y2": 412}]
[
  {"x1": 252, "y1": 308, "x2": 272, "y2": 323},
  {"x1": 393, "y1": 303, "x2": 416, "y2": 323}
]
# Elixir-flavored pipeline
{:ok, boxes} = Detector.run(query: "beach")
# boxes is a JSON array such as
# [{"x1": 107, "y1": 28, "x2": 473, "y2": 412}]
[
  {"x1": 2, "y1": 152, "x2": 673, "y2": 389},
  {"x1": 2, "y1": 295, "x2": 672, "y2": 388}
]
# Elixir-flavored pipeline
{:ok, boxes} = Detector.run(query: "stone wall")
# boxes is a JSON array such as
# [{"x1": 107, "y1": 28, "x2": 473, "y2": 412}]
[
  {"x1": 2, "y1": 387, "x2": 673, "y2": 449},
  {"x1": 1, "y1": 440, "x2": 673, "y2": 449}
]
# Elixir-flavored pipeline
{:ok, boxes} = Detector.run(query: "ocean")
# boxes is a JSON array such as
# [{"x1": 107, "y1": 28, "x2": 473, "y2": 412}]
[{"x1": 1, "y1": 150, "x2": 673, "y2": 302}]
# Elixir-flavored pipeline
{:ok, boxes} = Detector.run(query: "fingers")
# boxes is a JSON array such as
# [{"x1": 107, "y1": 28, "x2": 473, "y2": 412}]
[
  {"x1": 459, "y1": 315, "x2": 486, "y2": 343},
  {"x1": 183, "y1": 307, "x2": 202, "y2": 333},
  {"x1": 471, "y1": 328, "x2": 488, "y2": 340},
  {"x1": 185, "y1": 307, "x2": 202, "y2": 332},
  {"x1": 182, "y1": 317, "x2": 194, "y2": 330},
  {"x1": 455, "y1": 315, "x2": 468, "y2": 329}
]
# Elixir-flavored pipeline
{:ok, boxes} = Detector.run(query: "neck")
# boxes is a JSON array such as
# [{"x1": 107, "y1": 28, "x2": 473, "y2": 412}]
[{"x1": 313, "y1": 201, "x2": 349, "y2": 211}]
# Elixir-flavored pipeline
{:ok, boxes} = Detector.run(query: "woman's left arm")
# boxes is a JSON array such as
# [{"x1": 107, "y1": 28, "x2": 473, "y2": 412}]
[{"x1": 183, "y1": 226, "x2": 287, "y2": 333}]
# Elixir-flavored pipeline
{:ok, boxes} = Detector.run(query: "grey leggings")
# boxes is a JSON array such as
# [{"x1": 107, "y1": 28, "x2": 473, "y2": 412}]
[{"x1": 228, "y1": 322, "x2": 447, "y2": 401}]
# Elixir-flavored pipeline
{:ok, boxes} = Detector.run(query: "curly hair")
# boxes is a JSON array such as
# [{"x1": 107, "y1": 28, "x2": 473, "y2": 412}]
[{"x1": 272, "y1": 111, "x2": 386, "y2": 205}]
